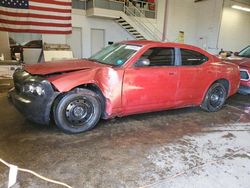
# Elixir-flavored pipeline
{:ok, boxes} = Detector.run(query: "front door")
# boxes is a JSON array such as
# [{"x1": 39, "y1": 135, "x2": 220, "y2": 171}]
[{"x1": 122, "y1": 47, "x2": 178, "y2": 115}]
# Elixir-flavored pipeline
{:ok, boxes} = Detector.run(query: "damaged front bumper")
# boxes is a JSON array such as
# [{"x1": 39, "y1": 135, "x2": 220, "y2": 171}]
[{"x1": 9, "y1": 70, "x2": 59, "y2": 125}]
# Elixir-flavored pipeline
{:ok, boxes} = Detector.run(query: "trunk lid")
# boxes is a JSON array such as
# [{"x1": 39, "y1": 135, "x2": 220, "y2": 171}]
[{"x1": 226, "y1": 57, "x2": 250, "y2": 68}]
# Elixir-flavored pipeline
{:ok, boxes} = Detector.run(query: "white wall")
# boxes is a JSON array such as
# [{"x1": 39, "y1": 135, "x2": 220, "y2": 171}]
[
  {"x1": 0, "y1": 31, "x2": 11, "y2": 60},
  {"x1": 218, "y1": 1, "x2": 250, "y2": 52},
  {"x1": 42, "y1": 35, "x2": 66, "y2": 45},
  {"x1": 164, "y1": 0, "x2": 250, "y2": 54},
  {"x1": 165, "y1": 0, "x2": 223, "y2": 53},
  {"x1": 42, "y1": 9, "x2": 133, "y2": 58},
  {"x1": 166, "y1": 0, "x2": 197, "y2": 45},
  {"x1": 72, "y1": 10, "x2": 133, "y2": 57},
  {"x1": 195, "y1": 0, "x2": 224, "y2": 54},
  {"x1": 9, "y1": 33, "x2": 42, "y2": 44}
]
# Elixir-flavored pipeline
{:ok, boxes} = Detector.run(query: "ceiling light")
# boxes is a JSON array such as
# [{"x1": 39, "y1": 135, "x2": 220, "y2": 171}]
[{"x1": 232, "y1": 5, "x2": 250, "y2": 12}]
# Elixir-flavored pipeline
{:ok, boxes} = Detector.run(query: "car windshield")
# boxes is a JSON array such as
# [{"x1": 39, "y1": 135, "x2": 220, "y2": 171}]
[
  {"x1": 238, "y1": 46, "x2": 250, "y2": 58},
  {"x1": 88, "y1": 43, "x2": 141, "y2": 66}
]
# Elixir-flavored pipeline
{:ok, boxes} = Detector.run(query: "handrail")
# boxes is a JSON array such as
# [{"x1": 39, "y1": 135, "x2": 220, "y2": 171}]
[
  {"x1": 124, "y1": 6, "x2": 161, "y2": 41},
  {"x1": 129, "y1": 0, "x2": 157, "y2": 13},
  {"x1": 124, "y1": 6, "x2": 162, "y2": 41},
  {"x1": 123, "y1": 2, "x2": 164, "y2": 41},
  {"x1": 107, "y1": 0, "x2": 162, "y2": 40},
  {"x1": 89, "y1": 0, "x2": 165, "y2": 41}
]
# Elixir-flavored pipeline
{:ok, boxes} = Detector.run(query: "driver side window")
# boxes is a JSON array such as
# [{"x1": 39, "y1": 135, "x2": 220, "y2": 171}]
[{"x1": 140, "y1": 47, "x2": 175, "y2": 66}]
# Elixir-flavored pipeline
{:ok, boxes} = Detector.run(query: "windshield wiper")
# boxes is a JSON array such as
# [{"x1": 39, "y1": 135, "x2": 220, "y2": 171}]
[
  {"x1": 88, "y1": 58, "x2": 106, "y2": 64},
  {"x1": 238, "y1": 55, "x2": 250, "y2": 58}
]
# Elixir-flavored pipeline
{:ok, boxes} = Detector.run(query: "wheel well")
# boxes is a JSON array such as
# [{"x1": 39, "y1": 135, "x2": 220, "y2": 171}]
[
  {"x1": 50, "y1": 84, "x2": 106, "y2": 124},
  {"x1": 215, "y1": 79, "x2": 230, "y2": 96},
  {"x1": 74, "y1": 84, "x2": 106, "y2": 117}
]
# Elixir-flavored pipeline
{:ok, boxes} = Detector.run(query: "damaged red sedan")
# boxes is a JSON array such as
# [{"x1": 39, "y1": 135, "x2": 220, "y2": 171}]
[{"x1": 9, "y1": 41, "x2": 240, "y2": 133}]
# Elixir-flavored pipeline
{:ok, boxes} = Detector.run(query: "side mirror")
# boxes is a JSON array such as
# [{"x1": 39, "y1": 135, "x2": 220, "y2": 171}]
[
  {"x1": 234, "y1": 52, "x2": 239, "y2": 56},
  {"x1": 135, "y1": 58, "x2": 150, "y2": 67}
]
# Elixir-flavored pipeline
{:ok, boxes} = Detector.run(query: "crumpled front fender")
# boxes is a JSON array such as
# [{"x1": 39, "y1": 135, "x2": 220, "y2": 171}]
[{"x1": 47, "y1": 67, "x2": 124, "y2": 118}]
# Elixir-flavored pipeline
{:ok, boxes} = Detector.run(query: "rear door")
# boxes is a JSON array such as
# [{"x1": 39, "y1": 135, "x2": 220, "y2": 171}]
[
  {"x1": 122, "y1": 47, "x2": 179, "y2": 114},
  {"x1": 175, "y1": 48, "x2": 210, "y2": 105}
]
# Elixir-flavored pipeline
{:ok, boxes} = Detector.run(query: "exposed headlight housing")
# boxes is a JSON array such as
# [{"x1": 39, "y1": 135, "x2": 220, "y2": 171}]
[{"x1": 22, "y1": 82, "x2": 45, "y2": 96}]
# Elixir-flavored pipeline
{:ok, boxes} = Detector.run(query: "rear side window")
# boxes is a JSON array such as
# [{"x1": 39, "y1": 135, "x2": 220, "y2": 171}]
[
  {"x1": 140, "y1": 47, "x2": 175, "y2": 66},
  {"x1": 181, "y1": 49, "x2": 208, "y2": 66}
]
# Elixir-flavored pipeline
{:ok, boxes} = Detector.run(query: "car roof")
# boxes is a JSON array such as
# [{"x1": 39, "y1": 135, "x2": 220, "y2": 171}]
[{"x1": 122, "y1": 40, "x2": 194, "y2": 48}]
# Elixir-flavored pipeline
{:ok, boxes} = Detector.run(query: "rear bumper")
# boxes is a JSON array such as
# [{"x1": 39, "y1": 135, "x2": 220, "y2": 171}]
[{"x1": 238, "y1": 85, "x2": 250, "y2": 95}]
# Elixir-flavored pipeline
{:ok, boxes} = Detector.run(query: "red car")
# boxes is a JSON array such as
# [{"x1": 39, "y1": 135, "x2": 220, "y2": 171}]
[
  {"x1": 226, "y1": 45, "x2": 250, "y2": 94},
  {"x1": 9, "y1": 41, "x2": 240, "y2": 134}
]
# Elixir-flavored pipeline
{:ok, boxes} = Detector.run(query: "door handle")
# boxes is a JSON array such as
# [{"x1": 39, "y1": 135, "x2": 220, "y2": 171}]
[{"x1": 168, "y1": 72, "x2": 176, "y2": 75}]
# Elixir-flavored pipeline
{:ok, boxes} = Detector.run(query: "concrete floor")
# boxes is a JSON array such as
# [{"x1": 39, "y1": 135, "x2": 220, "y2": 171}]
[{"x1": 0, "y1": 82, "x2": 250, "y2": 188}]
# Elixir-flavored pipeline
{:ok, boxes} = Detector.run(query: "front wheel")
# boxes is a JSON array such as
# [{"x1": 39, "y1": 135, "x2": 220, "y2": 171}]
[
  {"x1": 201, "y1": 82, "x2": 227, "y2": 112},
  {"x1": 53, "y1": 89, "x2": 102, "y2": 134}
]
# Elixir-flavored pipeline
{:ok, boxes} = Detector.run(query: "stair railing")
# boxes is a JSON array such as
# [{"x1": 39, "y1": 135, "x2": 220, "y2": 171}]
[{"x1": 123, "y1": 3, "x2": 163, "y2": 41}]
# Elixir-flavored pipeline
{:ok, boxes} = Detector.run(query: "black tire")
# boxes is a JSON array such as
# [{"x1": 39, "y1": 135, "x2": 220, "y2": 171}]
[
  {"x1": 201, "y1": 82, "x2": 227, "y2": 112},
  {"x1": 53, "y1": 89, "x2": 102, "y2": 134}
]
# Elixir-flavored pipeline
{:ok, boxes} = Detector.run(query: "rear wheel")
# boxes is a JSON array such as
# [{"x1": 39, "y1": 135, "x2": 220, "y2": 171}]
[
  {"x1": 201, "y1": 82, "x2": 227, "y2": 112},
  {"x1": 54, "y1": 89, "x2": 102, "y2": 134}
]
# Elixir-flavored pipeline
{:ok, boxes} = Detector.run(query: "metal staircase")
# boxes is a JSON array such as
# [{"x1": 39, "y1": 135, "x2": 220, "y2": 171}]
[
  {"x1": 115, "y1": 17, "x2": 146, "y2": 40},
  {"x1": 115, "y1": 3, "x2": 163, "y2": 41},
  {"x1": 84, "y1": 0, "x2": 163, "y2": 41}
]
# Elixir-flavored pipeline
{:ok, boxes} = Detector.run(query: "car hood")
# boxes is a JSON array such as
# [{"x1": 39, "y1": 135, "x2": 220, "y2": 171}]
[
  {"x1": 226, "y1": 56, "x2": 250, "y2": 68},
  {"x1": 24, "y1": 59, "x2": 108, "y2": 75}
]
